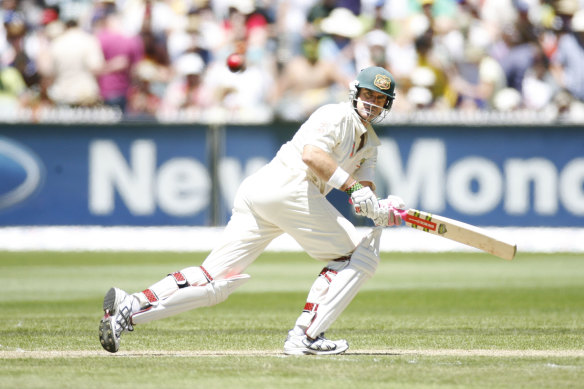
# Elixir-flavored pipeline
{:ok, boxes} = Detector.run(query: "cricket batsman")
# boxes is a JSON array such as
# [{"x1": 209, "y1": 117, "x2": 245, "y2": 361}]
[{"x1": 99, "y1": 66, "x2": 405, "y2": 355}]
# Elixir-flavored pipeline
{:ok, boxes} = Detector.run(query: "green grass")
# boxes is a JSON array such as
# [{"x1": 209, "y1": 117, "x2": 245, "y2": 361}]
[{"x1": 1, "y1": 251, "x2": 583, "y2": 388}]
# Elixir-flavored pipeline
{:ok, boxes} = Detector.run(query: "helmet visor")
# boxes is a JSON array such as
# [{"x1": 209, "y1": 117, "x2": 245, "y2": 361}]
[{"x1": 352, "y1": 89, "x2": 392, "y2": 124}]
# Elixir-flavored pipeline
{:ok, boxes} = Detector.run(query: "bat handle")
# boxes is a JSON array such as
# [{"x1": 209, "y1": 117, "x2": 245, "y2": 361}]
[
  {"x1": 397, "y1": 209, "x2": 408, "y2": 218},
  {"x1": 395, "y1": 209, "x2": 409, "y2": 225}
]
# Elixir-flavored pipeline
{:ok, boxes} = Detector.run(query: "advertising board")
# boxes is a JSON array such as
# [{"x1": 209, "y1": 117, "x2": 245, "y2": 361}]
[{"x1": 1, "y1": 124, "x2": 582, "y2": 226}]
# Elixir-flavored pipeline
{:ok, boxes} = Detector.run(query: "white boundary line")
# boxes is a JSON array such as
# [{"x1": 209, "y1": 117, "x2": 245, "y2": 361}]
[{"x1": 0, "y1": 226, "x2": 582, "y2": 253}]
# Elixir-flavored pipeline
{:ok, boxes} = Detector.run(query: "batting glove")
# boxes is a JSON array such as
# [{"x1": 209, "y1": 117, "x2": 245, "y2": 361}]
[
  {"x1": 373, "y1": 195, "x2": 406, "y2": 227},
  {"x1": 385, "y1": 195, "x2": 406, "y2": 210},
  {"x1": 346, "y1": 183, "x2": 380, "y2": 219}
]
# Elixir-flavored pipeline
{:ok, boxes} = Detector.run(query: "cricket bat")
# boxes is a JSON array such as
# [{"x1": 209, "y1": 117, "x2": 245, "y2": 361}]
[{"x1": 398, "y1": 209, "x2": 517, "y2": 260}]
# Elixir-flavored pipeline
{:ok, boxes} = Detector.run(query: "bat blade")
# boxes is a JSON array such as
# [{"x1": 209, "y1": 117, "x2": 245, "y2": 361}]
[{"x1": 400, "y1": 209, "x2": 517, "y2": 260}]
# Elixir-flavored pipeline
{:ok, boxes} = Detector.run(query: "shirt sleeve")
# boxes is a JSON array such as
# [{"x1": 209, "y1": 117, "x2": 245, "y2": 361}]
[{"x1": 298, "y1": 104, "x2": 345, "y2": 153}]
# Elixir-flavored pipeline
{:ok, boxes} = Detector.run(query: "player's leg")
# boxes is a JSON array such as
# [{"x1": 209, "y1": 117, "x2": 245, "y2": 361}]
[
  {"x1": 259, "y1": 180, "x2": 375, "y2": 355},
  {"x1": 131, "y1": 209, "x2": 281, "y2": 325},
  {"x1": 307, "y1": 227, "x2": 381, "y2": 335},
  {"x1": 269, "y1": 178, "x2": 381, "y2": 354},
  {"x1": 284, "y1": 228, "x2": 381, "y2": 355},
  {"x1": 99, "y1": 204, "x2": 283, "y2": 353}
]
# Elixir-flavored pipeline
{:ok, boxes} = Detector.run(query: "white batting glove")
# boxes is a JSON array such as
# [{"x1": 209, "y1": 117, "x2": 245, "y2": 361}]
[
  {"x1": 373, "y1": 195, "x2": 406, "y2": 227},
  {"x1": 349, "y1": 185, "x2": 380, "y2": 219},
  {"x1": 385, "y1": 195, "x2": 406, "y2": 210}
]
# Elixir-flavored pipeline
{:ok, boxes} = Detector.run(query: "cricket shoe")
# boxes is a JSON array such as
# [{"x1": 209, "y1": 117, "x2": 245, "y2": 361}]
[
  {"x1": 99, "y1": 287, "x2": 135, "y2": 353},
  {"x1": 283, "y1": 329, "x2": 349, "y2": 355}
]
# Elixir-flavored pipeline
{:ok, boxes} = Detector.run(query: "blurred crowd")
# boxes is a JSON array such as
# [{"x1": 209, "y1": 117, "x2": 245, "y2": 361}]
[{"x1": 1, "y1": 0, "x2": 584, "y2": 123}]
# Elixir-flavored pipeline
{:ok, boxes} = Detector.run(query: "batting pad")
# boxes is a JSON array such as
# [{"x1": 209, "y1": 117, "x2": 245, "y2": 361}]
[
  {"x1": 131, "y1": 274, "x2": 250, "y2": 325},
  {"x1": 305, "y1": 228, "x2": 381, "y2": 339}
]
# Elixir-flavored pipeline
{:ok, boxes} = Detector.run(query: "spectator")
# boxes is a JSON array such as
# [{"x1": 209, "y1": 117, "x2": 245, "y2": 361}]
[
  {"x1": 0, "y1": 63, "x2": 26, "y2": 114},
  {"x1": 491, "y1": 24, "x2": 538, "y2": 93},
  {"x1": 126, "y1": 60, "x2": 161, "y2": 119},
  {"x1": 166, "y1": 8, "x2": 210, "y2": 63},
  {"x1": 318, "y1": 7, "x2": 363, "y2": 79},
  {"x1": 306, "y1": 0, "x2": 337, "y2": 36},
  {"x1": 514, "y1": 0, "x2": 540, "y2": 46},
  {"x1": 406, "y1": 66, "x2": 437, "y2": 109},
  {"x1": 449, "y1": 44, "x2": 506, "y2": 110},
  {"x1": 118, "y1": 0, "x2": 178, "y2": 38},
  {"x1": 22, "y1": 6, "x2": 63, "y2": 118},
  {"x1": 0, "y1": 0, "x2": 582, "y2": 121},
  {"x1": 0, "y1": 0, "x2": 19, "y2": 65},
  {"x1": 522, "y1": 49, "x2": 559, "y2": 110},
  {"x1": 550, "y1": 9, "x2": 584, "y2": 102},
  {"x1": 94, "y1": 6, "x2": 144, "y2": 112},
  {"x1": 384, "y1": 12, "x2": 424, "y2": 90},
  {"x1": 481, "y1": 0, "x2": 520, "y2": 32},
  {"x1": 161, "y1": 52, "x2": 210, "y2": 115},
  {"x1": 43, "y1": 19, "x2": 105, "y2": 107},
  {"x1": 32, "y1": 6, "x2": 65, "y2": 67},
  {"x1": 271, "y1": 35, "x2": 351, "y2": 121},
  {"x1": 3, "y1": 11, "x2": 39, "y2": 89},
  {"x1": 413, "y1": 27, "x2": 454, "y2": 108},
  {"x1": 133, "y1": 1, "x2": 173, "y2": 101},
  {"x1": 354, "y1": 29, "x2": 393, "y2": 70},
  {"x1": 275, "y1": 0, "x2": 320, "y2": 65}
]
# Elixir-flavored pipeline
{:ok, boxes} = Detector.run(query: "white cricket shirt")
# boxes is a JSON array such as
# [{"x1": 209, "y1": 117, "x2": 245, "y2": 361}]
[{"x1": 275, "y1": 101, "x2": 380, "y2": 195}]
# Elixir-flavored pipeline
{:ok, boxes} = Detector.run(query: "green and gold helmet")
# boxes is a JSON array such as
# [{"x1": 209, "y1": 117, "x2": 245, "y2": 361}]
[
  {"x1": 353, "y1": 66, "x2": 396, "y2": 109},
  {"x1": 350, "y1": 66, "x2": 397, "y2": 123}
]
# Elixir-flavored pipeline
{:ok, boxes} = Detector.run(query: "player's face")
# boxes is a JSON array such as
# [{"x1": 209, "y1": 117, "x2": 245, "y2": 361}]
[{"x1": 356, "y1": 89, "x2": 388, "y2": 123}]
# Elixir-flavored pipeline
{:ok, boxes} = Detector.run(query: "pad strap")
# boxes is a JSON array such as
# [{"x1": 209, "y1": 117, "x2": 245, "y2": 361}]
[
  {"x1": 319, "y1": 267, "x2": 338, "y2": 283},
  {"x1": 171, "y1": 272, "x2": 188, "y2": 288},
  {"x1": 199, "y1": 266, "x2": 213, "y2": 283},
  {"x1": 142, "y1": 288, "x2": 158, "y2": 303}
]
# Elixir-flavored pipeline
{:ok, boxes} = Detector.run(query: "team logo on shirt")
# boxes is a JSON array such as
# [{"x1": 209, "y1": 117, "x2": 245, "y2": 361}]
[{"x1": 374, "y1": 74, "x2": 392, "y2": 90}]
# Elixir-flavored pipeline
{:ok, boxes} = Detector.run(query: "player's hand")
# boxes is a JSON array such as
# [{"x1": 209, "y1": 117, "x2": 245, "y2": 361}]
[
  {"x1": 373, "y1": 195, "x2": 406, "y2": 227},
  {"x1": 385, "y1": 195, "x2": 406, "y2": 210},
  {"x1": 350, "y1": 186, "x2": 380, "y2": 219}
]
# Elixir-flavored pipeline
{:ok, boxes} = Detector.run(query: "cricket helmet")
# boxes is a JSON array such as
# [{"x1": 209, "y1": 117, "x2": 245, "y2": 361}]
[{"x1": 350, "y1": 66, "x2": 396, "y2": 122}]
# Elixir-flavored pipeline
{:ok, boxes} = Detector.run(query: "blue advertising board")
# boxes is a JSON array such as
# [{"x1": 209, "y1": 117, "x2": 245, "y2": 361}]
[
  {"x1": 0, "y1": 123, "x2": 582, "y2": 227},
  {"x1": 372, "y1": 125, "x2": 584, "y2": 227},
  {"x1": 0, "y1": 124, "x2": 209, "y2": 225}
]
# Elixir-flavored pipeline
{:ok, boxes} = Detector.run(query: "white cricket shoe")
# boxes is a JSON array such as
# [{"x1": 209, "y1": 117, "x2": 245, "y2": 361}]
[
  {"x1": 283, "y1": 329, "x2": 349, "y2": 355},
  {"x1": 98, "y1": 287, "x2": 135, "y2": 353}
]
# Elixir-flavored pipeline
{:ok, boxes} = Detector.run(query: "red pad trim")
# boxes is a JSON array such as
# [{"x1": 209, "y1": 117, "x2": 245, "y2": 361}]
[
  {"x1": 303, "y1": 302, "x2": 319, "y2": 312},
  {"x1": 171, "y1": 271, "x2": 188, "y2": 288},
  {"x1": 200, "y1": 266, "x2": 213, "y2": 283},
  {"x1": 319, "y1": 267, "x2": 338, "y2": 282},
  {"x1": 142, "y1": 289, "x2": 158, "y2": 303}
]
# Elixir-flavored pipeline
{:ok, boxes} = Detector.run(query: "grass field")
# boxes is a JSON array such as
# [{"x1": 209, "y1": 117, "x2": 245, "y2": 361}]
[{"x1": 1, "y1": 250, "x2": 583, "y2": 388}]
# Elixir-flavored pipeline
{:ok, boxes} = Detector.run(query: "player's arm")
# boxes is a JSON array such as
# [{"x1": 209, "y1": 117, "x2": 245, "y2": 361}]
[
  {"x1": 302, "y1": 145, "x2": 378, "y2": 218},
  {"x1": 301, "y1": 145, "x2": 370, "y2": 190}
]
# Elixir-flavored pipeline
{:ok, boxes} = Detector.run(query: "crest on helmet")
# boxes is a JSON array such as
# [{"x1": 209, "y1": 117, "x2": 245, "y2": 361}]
[{"x1": 374, "y1": 74, "x2": 392, "y2": 90}]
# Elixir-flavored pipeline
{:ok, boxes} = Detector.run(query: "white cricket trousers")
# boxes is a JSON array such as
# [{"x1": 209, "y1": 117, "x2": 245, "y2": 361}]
[{"x1": 200, "y1": 159, "x2": 363, "y2": 279}]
